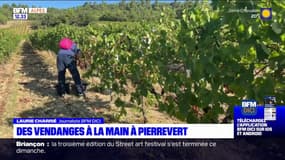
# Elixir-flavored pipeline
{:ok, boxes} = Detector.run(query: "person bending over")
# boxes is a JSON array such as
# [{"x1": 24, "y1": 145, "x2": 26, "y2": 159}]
[{"x1": 57, "y1": 38, "x2": 84, "y2": 97}]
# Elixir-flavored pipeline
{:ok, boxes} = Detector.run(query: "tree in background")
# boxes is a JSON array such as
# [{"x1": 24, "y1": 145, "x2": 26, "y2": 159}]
[{"x1": 0, "y1": 1, "x2": 186, "y2": 27}]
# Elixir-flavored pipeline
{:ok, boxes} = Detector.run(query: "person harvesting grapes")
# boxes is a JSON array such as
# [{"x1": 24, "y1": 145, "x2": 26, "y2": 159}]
[{"x1": 56, "y1": 38, "x2": 85, "y2": 98}]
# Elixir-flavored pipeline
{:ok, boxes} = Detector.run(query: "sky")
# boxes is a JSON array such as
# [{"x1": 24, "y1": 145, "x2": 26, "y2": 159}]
[
  {"x1": 0, "y1": 0, "x2": 179, "y2": 9},
  {"x1": 0, "y1": 1, "x2": 114, "y2": 9}
]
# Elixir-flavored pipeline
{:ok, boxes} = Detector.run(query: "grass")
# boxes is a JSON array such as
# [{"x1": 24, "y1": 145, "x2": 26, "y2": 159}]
[{"x1": 0, "y1": 50, "x2": 21, "y2": 138}]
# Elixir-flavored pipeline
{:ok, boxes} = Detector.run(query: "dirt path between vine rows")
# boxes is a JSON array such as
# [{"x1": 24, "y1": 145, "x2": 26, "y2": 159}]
[{"x1": 0, "y1": 41, "x2": 182, "y2": 138}]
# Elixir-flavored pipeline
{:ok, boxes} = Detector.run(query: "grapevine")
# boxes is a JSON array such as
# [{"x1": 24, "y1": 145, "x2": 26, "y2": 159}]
[{"x1": 29, "y1": 0, "x2": 285, "y2": 123}]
